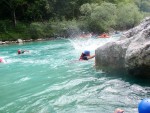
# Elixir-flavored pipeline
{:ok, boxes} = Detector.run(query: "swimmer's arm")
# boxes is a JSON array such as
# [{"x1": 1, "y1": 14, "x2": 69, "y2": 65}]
[
  {"x1": 23, "y1": 50, "x2": 29, "y2": 52},
  {"x1": 87, "y1": 55, "x2": 95, "y2": 59}
]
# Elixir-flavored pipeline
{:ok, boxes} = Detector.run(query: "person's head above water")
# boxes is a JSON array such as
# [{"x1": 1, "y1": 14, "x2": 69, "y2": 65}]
[
  {"x1": 138, "y1": 98, "x2": 150, "y2": 113},
  {"x1": 0, "y1": 57, "x2": 4, "y2": 63},
  {"x1": 18, "y1": 50, "x2": 21, "y2": 54},
  {"x1": 83, "y1": 50, "x2": 90, "y2": 56}
]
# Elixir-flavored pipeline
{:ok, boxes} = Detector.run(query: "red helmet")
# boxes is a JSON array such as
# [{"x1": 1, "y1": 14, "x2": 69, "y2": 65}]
[
  {"x1": 18, "y1": 50, "x2": 21, "y2": 54},
  {"x1": 0, "y1": 58, "x2": 3, "y2": 62}
]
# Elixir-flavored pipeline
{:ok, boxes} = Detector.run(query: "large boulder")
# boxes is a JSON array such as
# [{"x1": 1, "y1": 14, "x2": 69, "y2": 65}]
[{"x1": 95, "y1": 17, "x2": 150, "y2": 77}]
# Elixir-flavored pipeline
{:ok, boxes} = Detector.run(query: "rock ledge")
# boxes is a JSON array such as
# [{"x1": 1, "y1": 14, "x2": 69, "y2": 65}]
[{"x1": 95, "y1": 17, "x2": 150, "y2": 77}]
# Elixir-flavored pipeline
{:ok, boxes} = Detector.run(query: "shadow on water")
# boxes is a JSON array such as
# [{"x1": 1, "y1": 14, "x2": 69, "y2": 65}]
[{"x1": 95, "y1": 69, "x2": 150, "y2": 87}]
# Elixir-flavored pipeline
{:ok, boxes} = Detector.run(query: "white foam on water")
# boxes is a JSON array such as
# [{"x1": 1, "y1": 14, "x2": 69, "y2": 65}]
[
  {"x1": 4, "y1": 55, "x2": 50, "y2": 64},
  {"x1": 14, "y1": 77, "x2": 30, "y2": 84},
  {"x1": 0, "y1": 102, "x2": 14, "y2": 111},
  {"x1": 69, "y1": 35, "x2": 120, "y2": 55}
]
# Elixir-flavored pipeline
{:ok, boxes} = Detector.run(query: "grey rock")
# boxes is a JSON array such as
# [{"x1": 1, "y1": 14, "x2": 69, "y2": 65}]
[
  {"x1": 5, "y1": 41, "x2": 10, "y2": 44},
  {"x1": 17, "y1": 39, "x2": 23, "y2": 43},
  {"x1": 96, "y1": 17, "x2": 150, "y2": 77},
  {"x1": 2, "y1": 42, "x2": 6, "y2": 44}
]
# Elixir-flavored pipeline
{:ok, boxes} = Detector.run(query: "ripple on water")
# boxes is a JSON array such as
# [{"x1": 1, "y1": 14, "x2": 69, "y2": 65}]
[
  {"x1": 0, "y1": 39, "x2": 149, "y2": 113},
  {"x1": 14, "y1": 77, "x2": 31, "y2": 84}
]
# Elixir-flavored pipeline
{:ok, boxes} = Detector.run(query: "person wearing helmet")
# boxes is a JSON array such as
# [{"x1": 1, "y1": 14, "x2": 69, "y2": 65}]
[
  {"x1": 138, "y1": 98, "x2": 150, "y2": 113},
  {"x1": 79, "y1": 50, "x2": 95, "y2": 60},
  {"x1": 18, "y1": 49, "x2": 29, "y2": 54},
  {"x1": 114, "y1": 98, "x2": 150, "y2": 113}
]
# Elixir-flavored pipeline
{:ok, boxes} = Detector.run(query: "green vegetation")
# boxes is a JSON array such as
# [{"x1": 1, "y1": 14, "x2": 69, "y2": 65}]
[
  {"x1": 0, "y1": 0, "x2": 150, "y2": 41},
  {"x1": 116, "y1": 3, "x2": 143, "y2": 29},
  {"x1": 80, "y1": 2, "x2": 117, "y2": 32}
]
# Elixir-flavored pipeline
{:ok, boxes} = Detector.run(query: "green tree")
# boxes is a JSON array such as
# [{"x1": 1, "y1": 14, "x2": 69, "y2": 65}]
[
  {"x1": 116, "y1": 3, "x2": 143, "y2": 29},
  {"x1": 80, "y1": 3, "x2": 99, "y2": 17},
  {"x1": 1, "y1": 0, "x2": 27, "y2": 26},
  {"x1": 25, "y1": 0, "x2": 52, "y2": 21},
  {"x1": 134, "y1": 0, "x2": 150, "y2": 12},
  {"x1": 89, "y1": 2, "x2": 117, "y2": 32},
  {"x1": 141, "y1": 0, "x2": 150, "y2": 12}
]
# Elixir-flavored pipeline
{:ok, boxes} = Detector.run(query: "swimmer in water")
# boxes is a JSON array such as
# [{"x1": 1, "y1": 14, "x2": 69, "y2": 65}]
[
  {"x1": 79, "y1": 50, "x2": 95, "y2": 60},
  {"x1": 0, "y1": 57, "x2": 5, "y2": 63},
  {"x1": 18, "y1": 49, "x2": 29, "y2": 54}
]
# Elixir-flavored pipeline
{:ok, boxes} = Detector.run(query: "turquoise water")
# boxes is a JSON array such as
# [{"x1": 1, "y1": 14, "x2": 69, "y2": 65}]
[{"x1": 0, "y1": 37, "x2": 150, "y2": 113}]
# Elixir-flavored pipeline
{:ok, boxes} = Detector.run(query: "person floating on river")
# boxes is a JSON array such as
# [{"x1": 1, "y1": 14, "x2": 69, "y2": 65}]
[
  {"x1": 17, "y1": 49, "x2": 29, "y2": 54},
  {"x1": 79, "y1": 50, "x2": 95, "y2": 61}
]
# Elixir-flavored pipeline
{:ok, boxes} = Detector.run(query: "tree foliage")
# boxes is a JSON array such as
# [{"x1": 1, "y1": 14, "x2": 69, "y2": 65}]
[
  {"x1": 1, "y1": 0, "x2": 27, "y2": 26},
  {"x1": 80, "y1": 2, "x2": 117, "y2": 32},
  {"x1": 116, "y1": 3, "x2": 143, "y2": 29},
  {"x1": 134, "y1": 0, "x2": 150, "y2": 12},
  {"x1": 0, "y1": 0, "x2": 149, "y2": 40},
  {"x1": 92, "y1": 2, "x2": 117, "y2": 31},
  {"x1": 0, "y1": 0, "x2": 149, "y2": 23}
]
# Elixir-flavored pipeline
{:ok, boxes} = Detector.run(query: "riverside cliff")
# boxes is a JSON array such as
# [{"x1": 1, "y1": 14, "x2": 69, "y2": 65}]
[{"x1": 95, "y1": 17, "x2": 150, "y2": 77}]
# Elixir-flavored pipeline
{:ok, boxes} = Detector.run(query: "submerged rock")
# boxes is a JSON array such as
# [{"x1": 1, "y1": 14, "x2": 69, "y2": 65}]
[{"x1": 95, "y1": 17, "x2": 150, "y2": 77}]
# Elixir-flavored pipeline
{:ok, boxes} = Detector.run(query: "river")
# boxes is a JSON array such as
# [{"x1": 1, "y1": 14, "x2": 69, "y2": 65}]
[{"x1": 0, "y1": 36, "x2": 149, "y2": 113}]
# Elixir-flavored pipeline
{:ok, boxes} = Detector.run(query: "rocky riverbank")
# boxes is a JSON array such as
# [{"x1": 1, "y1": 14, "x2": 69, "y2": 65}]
[
  {"x1": 95, "y1": 17, "x2": 150, "y2": 77},
  {"x1": 0, "y1": 38, "x2": 56, "y2": 45}
]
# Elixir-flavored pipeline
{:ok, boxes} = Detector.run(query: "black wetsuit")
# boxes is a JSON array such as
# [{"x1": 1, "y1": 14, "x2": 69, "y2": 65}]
[
  {"x1": 81, "y1": 53, "x2": 88, "y2": 60},
  {"x1": 18, "y1": 51, "x2": 25, "y2": 54}
]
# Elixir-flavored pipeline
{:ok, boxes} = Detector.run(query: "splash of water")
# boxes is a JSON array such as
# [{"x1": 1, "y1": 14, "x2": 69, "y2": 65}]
[{"x1": 69, "y1": 35, "x2": 121, "y2": 55}]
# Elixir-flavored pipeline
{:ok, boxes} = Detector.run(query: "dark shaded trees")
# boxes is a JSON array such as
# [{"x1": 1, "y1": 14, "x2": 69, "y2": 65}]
[{"x1": 1, "y1": 0, "x2": 27, "y2": 26}]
